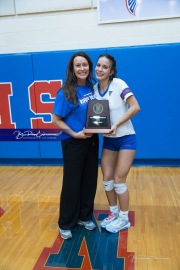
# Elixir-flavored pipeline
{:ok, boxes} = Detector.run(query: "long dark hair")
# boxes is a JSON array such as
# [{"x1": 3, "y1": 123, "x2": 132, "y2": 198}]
[
  {"x1": 62, "y1": 51, "x2": 95, "y2": 104},
  {"x1": 97, "y1": 54, "x2": 117, "y2": 81}
]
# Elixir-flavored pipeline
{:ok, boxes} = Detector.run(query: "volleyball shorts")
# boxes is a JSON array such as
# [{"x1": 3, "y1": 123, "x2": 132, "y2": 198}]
[{"x1": 103, "y1": 134, "x2": 136, "y2": 151}]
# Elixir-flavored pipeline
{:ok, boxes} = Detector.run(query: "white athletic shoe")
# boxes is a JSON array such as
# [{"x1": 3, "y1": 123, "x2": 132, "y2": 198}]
[
  {"x1": 106, "y1": 217, "x2": 131, "y2": 233},
  {"x1": 100, "y1": 212, "x2": 118, "y2": 228},
  {"x1": 78, "y1": 220, "x2": 96, "y2": 230},
  {"x1": 59, "y1": 228, "x2": 72, "y2": 240}
]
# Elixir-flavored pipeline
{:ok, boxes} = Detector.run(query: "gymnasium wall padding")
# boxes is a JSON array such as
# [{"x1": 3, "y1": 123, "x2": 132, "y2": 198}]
[{"x1": 0, "y1": 44, "x2": 180, "y2": 164}]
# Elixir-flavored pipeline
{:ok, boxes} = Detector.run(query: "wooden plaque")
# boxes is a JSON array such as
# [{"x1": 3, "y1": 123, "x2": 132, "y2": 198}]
[{"x1": 84, "y1": 99, "x2": 111, "y2": 133}]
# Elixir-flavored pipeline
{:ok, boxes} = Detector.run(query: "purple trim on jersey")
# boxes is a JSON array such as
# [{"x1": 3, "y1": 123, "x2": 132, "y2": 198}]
[{"x1": 120, "y1": 88, "x2": 131, "y2": 100}]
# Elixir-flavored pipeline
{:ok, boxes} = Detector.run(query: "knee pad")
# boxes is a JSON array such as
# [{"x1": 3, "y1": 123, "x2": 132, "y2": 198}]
[
  {"x1": 102, "y1": 180, "x2": 114, "y2": 191},
  {"x1": 114, "y1": 183, "x2": 127, "y2": 195}
]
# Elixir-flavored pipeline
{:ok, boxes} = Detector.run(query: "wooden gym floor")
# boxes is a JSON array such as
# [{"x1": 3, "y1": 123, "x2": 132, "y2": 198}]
[{"x1": 0, "y1": 165, "x2": 179, "y2": 270}]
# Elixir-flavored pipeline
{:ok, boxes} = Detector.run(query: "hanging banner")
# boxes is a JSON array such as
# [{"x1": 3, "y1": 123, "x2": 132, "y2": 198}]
[{"x1": 98, "y1": 0, "x2": 180, "y2": 24}]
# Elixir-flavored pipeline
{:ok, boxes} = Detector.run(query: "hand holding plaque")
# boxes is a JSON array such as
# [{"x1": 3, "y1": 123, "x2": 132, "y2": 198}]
[{"x1": 84, "y1": 99, "x2": 111, "y2": 133}]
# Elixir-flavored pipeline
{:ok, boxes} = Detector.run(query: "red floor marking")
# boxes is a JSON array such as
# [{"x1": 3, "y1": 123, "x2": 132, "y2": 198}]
[
  {"x1": 33, "y1": 234, "x2": 81, "y2": 270},
  {"x1": 33, "y1": 210, "x2": 135, "y2": 270},
  {"x1": 0, "y1": 207, "x2": 5, "y2": 217},
  {"x1": 94, "y1": 209, "x2": 135, "y2": 270},
  {"x1": 78, "y1": 237, "x2": 93, "y2": 270},
  {"x1": 118, "y1": 230, "x2": 135, "y2": 270}
]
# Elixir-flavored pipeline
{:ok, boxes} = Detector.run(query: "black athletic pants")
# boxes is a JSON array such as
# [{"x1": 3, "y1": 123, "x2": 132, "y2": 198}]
[{"x1": 58, "y1": 134, "x2": 99, "y2": 230}]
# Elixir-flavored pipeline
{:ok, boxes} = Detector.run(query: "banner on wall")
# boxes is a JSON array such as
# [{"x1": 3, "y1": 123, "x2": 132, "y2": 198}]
[
  {"x1": 98, "y1": 0, "x2": 180, "y2": 24},
  {"x1": 0, "y1": 129, "x2": 62, "y2": 141},
  {"x1": 0, "y1": 81, "x2": 62, "y2": 141}
]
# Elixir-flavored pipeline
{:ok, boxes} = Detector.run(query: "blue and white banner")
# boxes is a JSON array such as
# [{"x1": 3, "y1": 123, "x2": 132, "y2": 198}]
[{"x1": 98, "y1": 0, "x2": 180, "y2": 24}]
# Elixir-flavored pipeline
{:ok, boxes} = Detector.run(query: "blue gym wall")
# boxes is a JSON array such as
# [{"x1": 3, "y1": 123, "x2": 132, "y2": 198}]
[{"x1": 0, "y1": 43, "x2": 180, "y2": 165}]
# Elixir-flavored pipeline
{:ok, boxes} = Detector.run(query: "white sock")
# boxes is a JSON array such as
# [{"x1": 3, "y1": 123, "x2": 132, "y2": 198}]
[
  {"x1": 119, "y1": 210, "x2": 129, "y2": 220},
  {"x1": 110, "y1": 205, "x2": 119, "y2": 216}
]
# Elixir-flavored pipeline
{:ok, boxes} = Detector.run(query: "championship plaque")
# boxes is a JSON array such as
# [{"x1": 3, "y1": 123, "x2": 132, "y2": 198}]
[{"x1": 84, "y1": 99, "x2": 111, "y2": 133}]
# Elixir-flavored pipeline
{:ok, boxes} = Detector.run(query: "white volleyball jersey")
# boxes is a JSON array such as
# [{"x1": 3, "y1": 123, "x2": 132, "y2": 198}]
[{"x1": 93, "y1": 78, "x2": 135, "y2": 138}]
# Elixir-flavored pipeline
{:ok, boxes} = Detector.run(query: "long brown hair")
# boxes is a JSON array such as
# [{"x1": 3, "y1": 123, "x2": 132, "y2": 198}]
[{"x1": 62, "y1": 51, "x2": 95, "y2": 104}]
